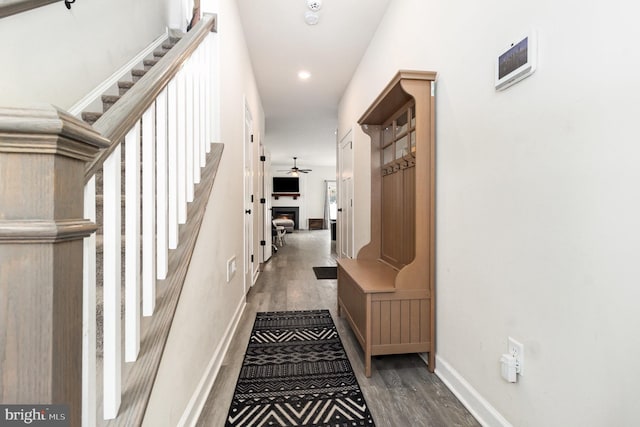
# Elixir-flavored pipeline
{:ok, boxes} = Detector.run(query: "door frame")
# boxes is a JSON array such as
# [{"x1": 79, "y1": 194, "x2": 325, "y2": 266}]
[
  {"x1": 338, "y1": 129, "x2": 354, "y2": 259},
  {"x1": 260, "y1": 145, "x2": 272, "y2": 264},
  {"x1": 243, "y1": 100, "x2": 254, "y2": 295}
]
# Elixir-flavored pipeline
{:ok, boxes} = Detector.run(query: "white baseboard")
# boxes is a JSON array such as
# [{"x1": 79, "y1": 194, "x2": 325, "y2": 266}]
[
  {"x1": 177, "y1": 297, "x2": 246, "y2": 427},
  {"x1": 68, "y1": 29, "x2": 169, "y2": 116},
  {"x1": 434, "y1": 355, "x2": 512, "y2": 427}
]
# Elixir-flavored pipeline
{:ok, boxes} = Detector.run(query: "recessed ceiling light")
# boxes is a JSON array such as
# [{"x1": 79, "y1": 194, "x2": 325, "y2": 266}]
[{"x1": 298, "y1": 70, "x2": 311, "y2": 80}]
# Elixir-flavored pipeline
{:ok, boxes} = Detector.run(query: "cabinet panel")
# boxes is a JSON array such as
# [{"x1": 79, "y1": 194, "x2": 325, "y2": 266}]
[
  {"x1": 402, "y1": 166, "x2": 416, "y2": 265},
  {"x1": 381, "y1": 172, "x2": 403, "y2": 267},
  {"x1": 400, "y1": 300, "x2": 411, "y2": 343}
]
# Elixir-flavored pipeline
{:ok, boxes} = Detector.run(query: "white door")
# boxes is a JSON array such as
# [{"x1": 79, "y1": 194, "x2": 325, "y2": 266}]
[
  {"x1": 261, "y1": 146, "x2": 272, "y2": 262},
  {"x1": 338, "y1": 131, "x2": 354, "y2": 258},
  {"x1": 244, "y1": 103, "x2": 253, "y2": 294}
]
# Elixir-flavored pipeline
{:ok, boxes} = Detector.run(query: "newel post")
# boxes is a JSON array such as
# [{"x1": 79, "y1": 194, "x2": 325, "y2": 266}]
[{"x1": 0, "y1": 106, "x2": 109, "y2": 426}]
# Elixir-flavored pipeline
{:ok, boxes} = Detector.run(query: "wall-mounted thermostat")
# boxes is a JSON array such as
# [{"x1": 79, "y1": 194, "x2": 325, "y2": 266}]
[{"x1": 495, "y1": 30, "x2": 537, "y2": 91}]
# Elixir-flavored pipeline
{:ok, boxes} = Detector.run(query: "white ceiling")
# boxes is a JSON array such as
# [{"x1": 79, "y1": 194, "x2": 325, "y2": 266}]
[{"x1": 236, "y1": 0, "x2": 391, "y2": 167}]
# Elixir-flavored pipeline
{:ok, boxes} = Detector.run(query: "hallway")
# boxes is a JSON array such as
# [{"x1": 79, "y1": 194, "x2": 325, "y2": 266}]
[{"x1": 196, "y1": 230, "x2": 479, "y2": 426}]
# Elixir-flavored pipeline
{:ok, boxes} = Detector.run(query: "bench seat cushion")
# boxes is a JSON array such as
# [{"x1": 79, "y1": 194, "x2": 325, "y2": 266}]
[{"x1": 273, "y1": 218, "x2": 294, "y2": 232}]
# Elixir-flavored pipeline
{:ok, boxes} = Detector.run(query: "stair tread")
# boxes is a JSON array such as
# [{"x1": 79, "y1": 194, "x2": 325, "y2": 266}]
[
  {"x1": 118, "y1": 80, "x2": 134, "y2": 96},
  {"x1": 81, "y1": 111, "x2": 103, "y2": 125},
  {"x1": 95, "y1": 194, "x2": 127, "y2": 201},
  {"x1": 102, "y1": 94, "x2": 120, "y2": 102},
  {"x1": 95, "y1": 234, "x2": 128, "y2": 246}
]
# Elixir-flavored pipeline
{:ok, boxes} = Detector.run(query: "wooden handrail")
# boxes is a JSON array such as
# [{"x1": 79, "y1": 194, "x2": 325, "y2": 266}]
[
  {"x1": 0, "y1": 0, "x2": 60, "y2": 19},
  {"x1": 84, "y1": 13, "x2": 217, "y2": 182}
]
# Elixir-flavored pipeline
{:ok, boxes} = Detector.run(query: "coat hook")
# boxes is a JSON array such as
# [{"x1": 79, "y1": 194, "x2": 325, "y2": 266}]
[{"x1": 65, "y1": 0, "x2": 76, "y2": 10}]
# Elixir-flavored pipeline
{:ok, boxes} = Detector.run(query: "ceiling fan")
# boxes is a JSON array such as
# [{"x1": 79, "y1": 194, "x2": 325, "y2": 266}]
[{"x1": 278, "y1": 157, "x2": 312, "y2": 176}]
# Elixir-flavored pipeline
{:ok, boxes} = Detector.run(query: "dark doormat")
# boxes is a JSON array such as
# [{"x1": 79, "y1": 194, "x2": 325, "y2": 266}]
[{"x1": 313, "y1": 266, "x2": 337, "y2": 280}]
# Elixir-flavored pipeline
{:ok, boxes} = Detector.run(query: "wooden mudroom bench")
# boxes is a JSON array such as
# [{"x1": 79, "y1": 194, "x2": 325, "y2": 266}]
[
  {"x1": 337, "y1": 70, "x2": 437, "y2": 377},
  {"x1": 337, "y1": 258, "x2": 431, "y2": 377}
]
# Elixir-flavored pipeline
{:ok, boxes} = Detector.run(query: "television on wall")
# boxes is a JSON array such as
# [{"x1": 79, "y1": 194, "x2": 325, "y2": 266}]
[{"x1": 273, "y1": 177, "x2": 299, "y2": 193}]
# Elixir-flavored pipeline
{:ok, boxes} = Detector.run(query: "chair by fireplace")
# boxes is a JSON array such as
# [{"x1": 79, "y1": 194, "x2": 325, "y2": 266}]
[{"x1": 272, "y1": 206, "x2": 299, "y2": 230}]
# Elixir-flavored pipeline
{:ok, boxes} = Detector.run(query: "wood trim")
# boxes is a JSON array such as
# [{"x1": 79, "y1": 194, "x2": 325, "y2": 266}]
[
  {"x1": 272, "y1": 193, "x2": 300, "y2": 200},
  {"x1": 372, "y1": 342, "x2": 431, "y2": 356},
  {"x1": 364, "y1": 293, "x2": 372, "y2": 377},
  {"x1": 0, "y1": 219, "x2": 97, "y2": 242},
  {"x1": 429, "y1": 81, "x2": 437, "y2": 369},
  {"x1": 358, "y1": 70, "x2": 437, "y2": 125},
  {"x1": 0, "y1": 105, "x2": 110, "y2": 159},
  {"x1": 337, "y1": 259, "x2": 397, "y2": 293},
  {"x1": 356, "y1": 124, "x2": 382, "y2": 260},
  {"x1": 370, "y1": 289, "x2": 429, "y2": 301},
  {"x1": 394, "y1": 78, "x2": 432, "y2": 292},
  {"x1": 85, "y1": 14, "x2": 218, "y2": 181},
  {"x1": 0, "y1": 0, "x2": 60, "y2": 19}
]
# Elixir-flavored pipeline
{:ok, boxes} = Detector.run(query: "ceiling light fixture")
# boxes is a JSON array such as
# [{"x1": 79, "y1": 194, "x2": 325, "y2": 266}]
[
  {"x1": 304, "y1": 0, "x2": 321, "y2": 25},
  {"x1": 304, "y1": 11, "x2": 319, "y2": 25},
  {"x1": 298, "y1": 70, "x2": 311, "y2": 80}
]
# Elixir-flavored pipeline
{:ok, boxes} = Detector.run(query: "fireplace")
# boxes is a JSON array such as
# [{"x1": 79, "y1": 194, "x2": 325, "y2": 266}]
[{"x1": 272, "y1": 207, "x2": 299, "y2": 230}]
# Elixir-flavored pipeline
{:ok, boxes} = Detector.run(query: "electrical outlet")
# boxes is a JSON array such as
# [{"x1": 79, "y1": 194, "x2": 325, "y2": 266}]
[
  {"x1": 227, "y1": 256, "x2": 237, "y2": 283},
  {"x1": 508, "y1": 337, "x2": 524, "y2": 376}
]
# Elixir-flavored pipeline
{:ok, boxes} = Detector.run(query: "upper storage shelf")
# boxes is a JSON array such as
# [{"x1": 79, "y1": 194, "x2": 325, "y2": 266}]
[{"x1": 358, "y1": 70, "x2": 437, "y2": 125}]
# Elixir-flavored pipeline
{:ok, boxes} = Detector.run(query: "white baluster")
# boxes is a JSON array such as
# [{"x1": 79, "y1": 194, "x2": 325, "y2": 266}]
[
  {"x1": 125, "y1": 123, "x2": 141, "y2": 362},
  {"x1": 193, "y1": 55, "x2": 201, "y2": 185},
  {"x1": 186, "y1": 57, "x2": 195, "y2": 203},
  {"x1": 142, "y1": 106, "x2": 156, "y2": 316},
  {"x1": 103, "y1": 146, "x2": 122, "y2": 420},
  {"x1": 205, "y1": 35, "x2": 212, "y2": 152},
  {"x1": 168, "y1": 78, "x2": 180, "y2": 248},
  {"x1": 156, "y1": 88, "x2": 169, "y2": 280},
  {"x1": 211, "y1": 33, "x2": 221, "y2": 144},
  {"x1": 177, "y1": 69, "x2": 188, "y2": 224},
  {"x1": 200, "y1": 45, "x2": 207, "y2": 165},
  {"x1": 83, "y1": 177, "x2": 97, "y2": 427}
]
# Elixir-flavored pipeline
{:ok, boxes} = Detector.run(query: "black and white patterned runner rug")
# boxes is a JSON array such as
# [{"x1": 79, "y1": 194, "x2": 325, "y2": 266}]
[{"x1": 226, "y1": 309, "x2": 375, "y2": 427}]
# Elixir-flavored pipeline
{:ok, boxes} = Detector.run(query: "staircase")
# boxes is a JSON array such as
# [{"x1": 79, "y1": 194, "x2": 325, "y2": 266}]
[
  {"x1": 80, "y1": 35, "x2": 182, "y2": 359},
  {"x1": 82, "y1": 37, "x2": 182, "y2": 127},
  {"x1": 80, "y1": 15, "x2": 220, "y2": 425},
  {"x1": 0, "y1": 13, "x2": 220, "y2": 426}
]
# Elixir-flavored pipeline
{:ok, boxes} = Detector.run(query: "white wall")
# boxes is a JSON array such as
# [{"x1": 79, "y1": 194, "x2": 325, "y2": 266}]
[
  {"x1": 304, "y1": 165, "x2": 336, "y2": 222},
  {"x1": 0, "y1": 0, "x2": 169, "y2": 109},
  {"x1": 142, "y1": 0, "x2": 265, "y2": 424},
  {"x1": 339, "y1": 0, "x2": 640, "y2": 426}
]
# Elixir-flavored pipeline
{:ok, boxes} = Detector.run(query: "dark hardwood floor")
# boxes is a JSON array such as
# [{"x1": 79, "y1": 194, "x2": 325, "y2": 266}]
[{"x1": 196, "y1": 230, "x2": 480, "y2": 426}]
